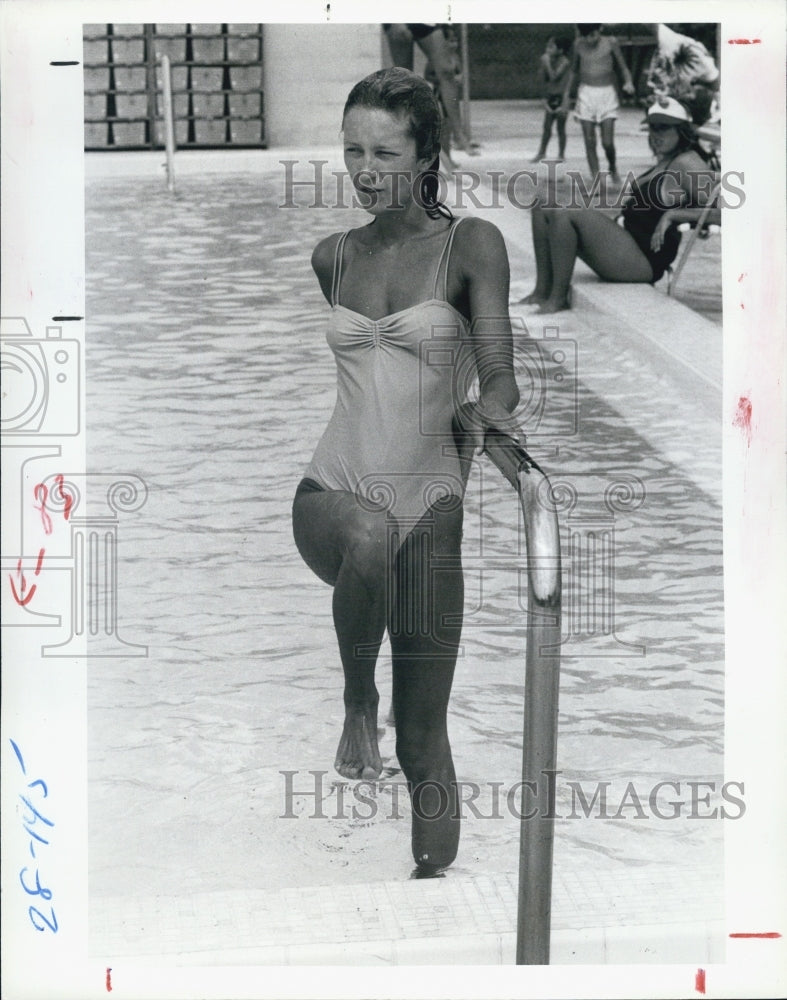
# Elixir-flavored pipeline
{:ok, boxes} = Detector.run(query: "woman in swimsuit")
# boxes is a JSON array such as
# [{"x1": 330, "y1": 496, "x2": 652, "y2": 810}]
[
  {"x1": 292, "y1": 67, "x2": 520, "y2": 877},
  {"x1": 521, "y1": 95, "x2": 717, "y2": 314}
]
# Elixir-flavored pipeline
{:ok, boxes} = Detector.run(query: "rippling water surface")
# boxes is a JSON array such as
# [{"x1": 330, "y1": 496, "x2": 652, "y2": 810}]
[{"x1": 86, "y1": 174, "x2": 724, "y2": 915}]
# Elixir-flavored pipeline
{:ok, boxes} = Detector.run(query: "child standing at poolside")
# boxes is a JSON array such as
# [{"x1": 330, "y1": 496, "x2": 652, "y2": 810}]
[
  {"x1": 531, "y1": 35, "x2": 572, "y2": 162},
  {"x1": 561, "y1": 23, "x2": 635, "y2": 184}
]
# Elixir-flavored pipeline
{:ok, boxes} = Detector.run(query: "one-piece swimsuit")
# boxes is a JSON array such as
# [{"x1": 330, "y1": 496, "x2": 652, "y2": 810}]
[
  {"x1": 302, "y1": 217, "x2": 474, "y2": 542},
  {"x1": 621, "y1": 156, "x2": 683, "y2": 282}
]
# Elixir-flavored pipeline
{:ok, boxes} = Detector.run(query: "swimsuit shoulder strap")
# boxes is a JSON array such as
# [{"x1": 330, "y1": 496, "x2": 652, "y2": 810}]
[
  {"x1": 651, "y1": 155, "x2": 684, "y2": 200},
  {"x1": 330, "y1": 231, "x2": 351, "y2": 307},
  {"x1": 432, "y1": 217, "x2": 467, "y2": 300},
  {"x1": 631, "y1": 154, "x2": 678, "y2": 193}
]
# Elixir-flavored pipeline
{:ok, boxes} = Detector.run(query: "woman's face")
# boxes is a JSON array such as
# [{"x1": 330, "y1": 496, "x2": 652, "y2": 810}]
[
  {"x1": 342, "y1": 106, "x2": 433, "y2": 216},
  {"x1": 648, "y1": 121, "x2": 681, "y2": 157}
]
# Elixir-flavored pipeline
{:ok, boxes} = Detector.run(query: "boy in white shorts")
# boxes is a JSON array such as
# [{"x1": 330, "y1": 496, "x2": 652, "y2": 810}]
[{"x1": 561, "y1": 23, "x2": 635, "y2": 184}]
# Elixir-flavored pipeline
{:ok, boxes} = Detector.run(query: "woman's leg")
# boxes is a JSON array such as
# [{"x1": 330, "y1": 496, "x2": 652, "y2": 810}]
[
  {"x1": 389, "y1": 495, "x2": 465, "y2": 873},
  {"x1": 537, "y1": 208, "x2": 654, "y2": 314},
  {"x1": 292, "y1": 485, "x2": 396, "y2": 779},
  {"x1": 580, "y1": 120, "x2": 600, "y2": 178},
  {"x1": 520, "y1": 204, "x2": 554, "y2": 304}
]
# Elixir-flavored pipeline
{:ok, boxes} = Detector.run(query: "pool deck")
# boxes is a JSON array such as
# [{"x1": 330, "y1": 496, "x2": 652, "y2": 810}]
[
  {"x1": 86, "y1": 101, "x2": 724, "y2": 967},
  {"x1": 91, "y1": 864, "x2": 724, "y2": 966}
]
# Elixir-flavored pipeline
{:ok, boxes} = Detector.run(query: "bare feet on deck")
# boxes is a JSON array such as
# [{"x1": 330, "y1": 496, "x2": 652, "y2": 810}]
[
  {"x1": 335, "y1": 704, "x2": 383, "y2": 780},
  {"x1": 537, "y1": 296, "x2": 571, "y2": 314},
  {"x1": 517, "y1": 290, "x2": 548, "y2": 306}
]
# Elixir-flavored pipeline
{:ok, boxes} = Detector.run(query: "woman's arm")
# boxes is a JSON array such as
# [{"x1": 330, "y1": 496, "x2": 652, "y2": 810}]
[
  {"x1": 651, "y1": 156, "x2": 719, "y2": 250},
  {"x1": 311, "y1": 232, "x2": 343, "y2": 304},
  {"x1": 651, "y1": 202, "x2": 721, "y2": 251},
  {"x1": 455, "y1": 218, "x2": 521, "y2": 447},
  {"x1": 661, "y1": 151, "x2": 718, "y2": 208}
]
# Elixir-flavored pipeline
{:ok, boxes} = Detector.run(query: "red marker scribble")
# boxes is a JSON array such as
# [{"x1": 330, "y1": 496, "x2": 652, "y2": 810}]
[
  {"x1": 728, "y1": 38, "x2": 761, "y2": 44},
  {"x1": 695, "y1": 968, "x2": 706, "y2": 994},
  {"x1": 54, "y1": 475, "x2": 73, "y2": 520},
  {"x1": 9, "y1": 560, "x2": 37, "y2": 607},
  {"x1": 733, "y1": 395, "x2": 753, "y2": 446},
  {"x1": 10, "y1": 474, "x2": 72, "y2": 609},
  {"x1": 729, "y1": 931, "x2": 782, "y2": 938},
  {"x1": 33, "y1": 484, "x2": 54, "y2": 536},
  {"x1": 106, "y1": 968, "x2": 112, "y2": 992}
]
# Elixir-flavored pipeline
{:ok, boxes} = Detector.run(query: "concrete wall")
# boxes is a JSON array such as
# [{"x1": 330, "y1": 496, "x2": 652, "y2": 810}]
[{"x1": 263, "y1": 24, "x2": 382, "y2": 146}]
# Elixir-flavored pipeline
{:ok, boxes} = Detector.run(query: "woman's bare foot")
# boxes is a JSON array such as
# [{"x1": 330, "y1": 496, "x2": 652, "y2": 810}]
[
  {"x1": 537, "y1": 296, "x2": 571, "y2": 314},
  {"x1": 517, "y1": 289, "x2": 548, "y2": 306},
  {"x1": 335, "y1": 705, "x2": 383, "y2": 780},
  {"x1": 530, "y1": 149, "x2": 547, "y2": 162}
]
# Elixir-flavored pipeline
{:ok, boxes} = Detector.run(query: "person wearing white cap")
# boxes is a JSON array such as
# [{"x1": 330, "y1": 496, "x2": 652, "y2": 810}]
[{"x1": 520, "y1": 96, "x2": 716, "y2": 314}]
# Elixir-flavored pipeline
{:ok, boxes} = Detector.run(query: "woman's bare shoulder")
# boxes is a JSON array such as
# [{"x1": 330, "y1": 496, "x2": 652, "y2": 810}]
[
  {"x1": 311, "y1": 231, "x2": 345, "y2": 280},
  {"x1": 453, "y1": 216, "x2": 508, "y2": 266},
  {"x1": 671, "y1": 149, "x2": 712, "y2": 173},
  {"x1": 454, "y1": 215, "x2": 507, "y2": 251}
]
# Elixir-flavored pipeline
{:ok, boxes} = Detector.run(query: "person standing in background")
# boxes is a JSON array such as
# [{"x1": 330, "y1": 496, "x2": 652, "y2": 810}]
[
  {"x1": 530, "y1": 34, "x2": 572, "y2": 162},
  {"x1": 424, "y1": 24, "x2": 464, "y2": 168},
  {"x1": 561, "y1": 23, "x2": 635, "y2": 184},
  {"x1": 383, "y1": 24, "x2": 479, "y2": 156}
]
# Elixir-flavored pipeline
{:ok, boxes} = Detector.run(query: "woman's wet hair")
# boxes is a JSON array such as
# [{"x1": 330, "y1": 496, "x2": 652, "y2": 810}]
[
  {"x1": 343, "y1": 67, "x2": 452, "y2": 220},
  {"x1": 577, "y1": 24, "x2": 601, "y2": 36}
]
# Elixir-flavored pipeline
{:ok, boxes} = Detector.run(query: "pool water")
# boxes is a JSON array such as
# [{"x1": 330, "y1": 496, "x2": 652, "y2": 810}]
[{"x1": 85, "y1": 173, "x2": 724, "y2": 921}]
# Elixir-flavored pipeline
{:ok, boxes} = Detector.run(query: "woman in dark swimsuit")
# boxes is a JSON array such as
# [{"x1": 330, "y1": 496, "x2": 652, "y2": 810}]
[{"x1": 521, "y1": 96, "x2": 717, "y2": 314}]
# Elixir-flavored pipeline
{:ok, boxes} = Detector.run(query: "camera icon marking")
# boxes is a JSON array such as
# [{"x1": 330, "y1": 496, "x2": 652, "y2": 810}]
[{"x1": 1, "y1": 317, "x2": 81, "y2": 436}]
